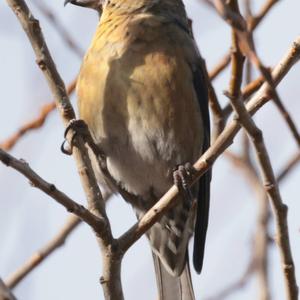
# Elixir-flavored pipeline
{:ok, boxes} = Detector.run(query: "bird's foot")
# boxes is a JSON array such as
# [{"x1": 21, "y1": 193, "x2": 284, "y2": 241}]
[
  {"x1": 61, "y1": 119, "x2": 89, "y2": 155},
  {"x1": 60, "y1": 120, "x2": 141, "y2": 207},
  {"x1": 60, "y1": 119, "x2": 100, "y2": 155},
  {"x1": 173, "y1": 163, "x2": 196, "y2": 203}
]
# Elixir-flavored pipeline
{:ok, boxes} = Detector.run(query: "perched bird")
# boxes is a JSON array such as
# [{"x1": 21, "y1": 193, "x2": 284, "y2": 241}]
[{"x1": 65, "y1": 0, "x2": 211, "y2": 299}]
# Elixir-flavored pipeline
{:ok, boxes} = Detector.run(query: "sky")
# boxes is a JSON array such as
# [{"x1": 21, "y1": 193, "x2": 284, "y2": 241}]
[{"x1": 0, "y1": 0, "x2": 300, "y2": 299}]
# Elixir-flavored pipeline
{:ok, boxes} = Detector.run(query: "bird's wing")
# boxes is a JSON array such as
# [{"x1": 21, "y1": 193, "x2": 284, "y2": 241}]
[{"x1": 192, "y1": 62, "x2": 211, "y2": 274}]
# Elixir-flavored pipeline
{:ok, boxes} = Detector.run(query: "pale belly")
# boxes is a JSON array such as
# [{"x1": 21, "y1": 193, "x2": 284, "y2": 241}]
[{"x1": 78, "y1": 31, "x2": 203, "y2": 200}]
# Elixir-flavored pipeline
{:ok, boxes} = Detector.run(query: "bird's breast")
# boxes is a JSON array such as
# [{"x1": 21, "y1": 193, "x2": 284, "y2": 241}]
[{"x1": 77, "y1": 17, "x2": 203, "y2": 197}]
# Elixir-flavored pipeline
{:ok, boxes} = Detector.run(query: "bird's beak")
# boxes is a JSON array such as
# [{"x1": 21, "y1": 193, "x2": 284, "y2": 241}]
[
  {"x1": 64, "y1": 0, "x2": 103, "y2": 14},
  {"x1": 64, "y1": 0, "x2": 94, "y2": 7}
]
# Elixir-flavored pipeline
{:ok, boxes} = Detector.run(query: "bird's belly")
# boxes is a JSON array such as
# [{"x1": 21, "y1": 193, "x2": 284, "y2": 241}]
[
  {"x1": 100, "y1": 90, "x2": 202, "y2": 199},
  {"x1": 105, "y1": 129, "x2": 174, "y2": 198},
  {"x1": 78, "y1": 45, "x2": 203, "y2": 199}
]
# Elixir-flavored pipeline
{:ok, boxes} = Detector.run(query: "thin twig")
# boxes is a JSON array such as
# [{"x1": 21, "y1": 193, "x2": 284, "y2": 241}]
[
  {"x1": 205, "y1": 256, "x2": 255, "y2": 300},
  {"x1": 224, "y1": 1, "x2": 298, "y2": 298},
  {"x1": 277, "y1": 152, "x2": 300, "y2": 183},
  {"x1": 0, "y1": 78, "x2": 77, "y2": 151},
  {"x1": 0, "y1": 145, "x2": 122, "y2": 298},
  {"x1": 227, "y1": 152, "x2": 300, "y2": 189},
  {"x1": 223, "y1": 74, "x2": 265, "y2": 118},
  {"x1": 209, "y1": 80, "x2": 225, "y2": 140},
  {"x1": 228, "y1": 7, "x2": 270, "y2": 299},
  {"x1": 248, "y1": 0, "x2": 281, "y2": 31},
  {"x1": 208, "y1": 0, "x2": 281, "y2": 113},
  {"x1": 210, "y1": 146, "x2": 299, "y2": 299},
  {"x1": 0, "y1": 149, "x2": 105, "y2": 233},
  {"x1": 225, "y1": 149, "x2": 271, "y2": 300},
  {"x1": 245, "y1": 4, "x2": 270, "y2": 297},
  {"x1": 271, "y1": 98, "x2": 300, "y2": 148},
  {"x1": 5, "y1": 188, "x2": 112, "y2": 290},
  {"x1": 5, "y1": 215, "x2": 81, "y2": 289},
  {"x1": 209, "y1": 53, "x2": 231, "y2": 81},
  {"x1": 202, "y1": 59, "x2": 226, "y2": 140},
  {"x1": 215, "y1": 1, "x2": 290, "y2": 140},
  {"x1": 5, "y1": 0, "x2": 113, "y2": 243},
  {"x1": 31, "y1": 0, "x2": 84, "y2": 57}
]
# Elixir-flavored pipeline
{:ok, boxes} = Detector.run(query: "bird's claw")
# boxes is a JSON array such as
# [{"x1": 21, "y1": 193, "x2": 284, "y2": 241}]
[
  {"x1": 173, "y1": 162, "x2": 195, "y2": 203},
  {"x1": 61, "y1": 119, "x2": 88, "y2": 155}
]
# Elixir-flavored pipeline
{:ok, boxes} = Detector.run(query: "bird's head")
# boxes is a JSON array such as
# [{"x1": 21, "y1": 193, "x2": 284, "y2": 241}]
[{"x1": 64, "y1": 0, "x2": 104, "y2": 12}]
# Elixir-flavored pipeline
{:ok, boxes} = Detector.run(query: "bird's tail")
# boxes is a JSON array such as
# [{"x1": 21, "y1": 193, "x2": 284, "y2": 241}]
[{"x1": 152, "y1": 253, "x2": 195, "y2": 300}]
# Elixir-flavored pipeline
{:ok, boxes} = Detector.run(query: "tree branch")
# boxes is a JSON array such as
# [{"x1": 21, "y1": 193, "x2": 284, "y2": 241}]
[
  {"x1": 4, "y1": 188, "x2": 112, "y2": 290},
  {"x1": 0, "y1": 279, "x2": 17, "y2": 300},
  {"x1": 224, "y1": 1, "x2": 298, "y2": 298},
  {"x1": 277, "y1": 152, "x2": 300, "y2": 182},
  {"x1": 0, "y1": 78, "x2": 77, "y2": 151},
  {"x1": 209, "y1": 145, "x2": 299, "y2": 300},
  {"x1": 248, "y1": 0, "x2": 281, "y2": 31},
  {"x1": 5, "y1": 215, "x2": 81, "y2": 289},
  {"x1": 208, "y1": 0, "x2": 281, "y2": 119},
  {"x1": 0, "y1": 149, "x2": 105, "y2": 233},
  {"x1": 31, "y1": 0, "x2": 84, "y2": 57},
  {"x1": 6, "y1": 0, "x2": 114, "y2": 245}
]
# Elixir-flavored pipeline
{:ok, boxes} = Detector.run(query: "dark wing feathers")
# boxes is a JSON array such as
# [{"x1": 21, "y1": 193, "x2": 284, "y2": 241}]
[{"x1": 192, "y1": 64, "x2": 211, "y2": 274}]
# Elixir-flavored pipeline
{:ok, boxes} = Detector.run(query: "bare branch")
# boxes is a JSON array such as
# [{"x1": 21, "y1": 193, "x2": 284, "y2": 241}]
[
  {"x1": 209, "y1": 80, "x2": 225, "y2": 140},
  {"x1": 202, "y1": 59, "x2": 226, "y2": 140},
  {"x1": 5, "y1": 215, "x2": 81, "y2": 289},
  {"x1": 0, "y1": 78, "x2": 77, "y2": 151},
  {"x1": 271, "y1": 98, "x2": 300, "y2": 148},
  {"x1": 248, "y1": 0, "x2": 281, "y2": 31},
  {"x1": 31, "y1": 0, "x2": 84, "y2": 57},
  {"x1": 244, "y1": 6, "x2": 270, "y2": 295},
  {"x1": 223, "y1": 74, "x2": 265, "y2": 118},
  {"x1": 4, "y1": 187, "x2": 113, "y2": 290},
  {"x1": 277, "y1": 152, "x2": 300, "y2": 183},
  {"x1": 211, "y1": 146, "x2": 299, "y2": 300},
  {"x1": 0, "y1": 149, "x2": 105, "y2": 233},
  {"x1": 205, "y1": 258, "x2": 255, "y2": 300},
  {"x1": 4, "y1": 0, "x2": 123, "y2": 297},
  {"x1": 0, "y1": 279, "x2": 17, "y2": 300},
  {"x1": 214, "y1": 1, "x2": 293, "y2": 153},
  {"x1": 209, "y1": 53, "x2": 231, "y2": 81},
  {"x1": 5, "y1": 0, "x2": 112, "y2": 241},
  {"x1": 224, "y1": 1, "x2": 298, "y2": 297},
  {"x1": 207, "y1": 0, "x2": 281, "y2": 101},
  {"x1": 225, "y1": 149, "x2": 271, "y2": 300}
]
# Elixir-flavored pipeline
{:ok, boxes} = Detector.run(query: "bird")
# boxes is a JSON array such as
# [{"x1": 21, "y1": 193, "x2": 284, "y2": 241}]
[{"x1": 65, "y1": 0, "x2": 211, "y2": 299}]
